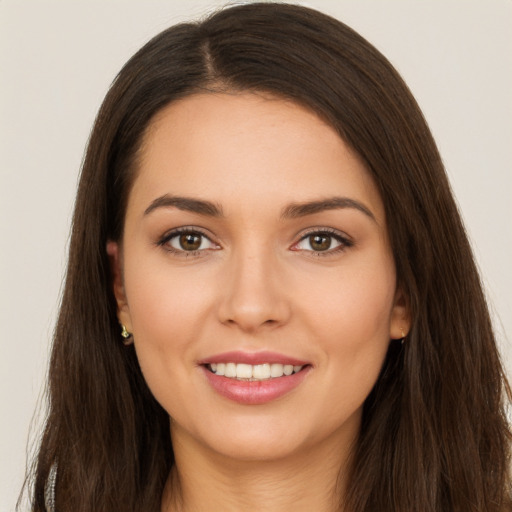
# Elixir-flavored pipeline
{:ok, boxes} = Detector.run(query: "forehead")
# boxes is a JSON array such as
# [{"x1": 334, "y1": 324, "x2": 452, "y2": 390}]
[{"x1": 131, "y1": 92, "x2": 384, "y2": 221}]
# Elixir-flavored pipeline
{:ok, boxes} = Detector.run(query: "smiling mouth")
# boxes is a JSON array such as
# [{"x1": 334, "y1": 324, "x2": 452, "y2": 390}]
[{"x1": 207, "y1": 362, "x2": 305, "y2": 381}]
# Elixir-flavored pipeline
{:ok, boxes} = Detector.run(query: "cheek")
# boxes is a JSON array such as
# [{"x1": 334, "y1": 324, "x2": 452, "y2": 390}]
[
  {"x1": 300, "y1": 260, "x2": 396, "y2": 399},
  {"x1": 304, "y1": 257, "x2": 396, "y2": 339},
  {"x1": 125, "y1": 255, "x2": 213, "y2": 339},
  {"x1": 122, "y1": 258, "x2": 214, "y2": 399}
]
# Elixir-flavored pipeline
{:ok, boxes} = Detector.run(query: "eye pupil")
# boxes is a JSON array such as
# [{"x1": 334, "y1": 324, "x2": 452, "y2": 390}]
[
  {"x1": 310, "y1": 234, "x2": 331, "y2": 251},
  {"x1": 180, "y1": 233, "x2": 201, "y2": 251}
]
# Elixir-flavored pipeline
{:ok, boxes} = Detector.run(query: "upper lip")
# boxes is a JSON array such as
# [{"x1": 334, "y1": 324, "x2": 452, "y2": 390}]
[{"x1": 198, "y1": 351, "x2": 310, "y2": 367}]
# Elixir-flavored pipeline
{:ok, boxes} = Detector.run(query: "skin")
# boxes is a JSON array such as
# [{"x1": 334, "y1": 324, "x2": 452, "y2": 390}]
[{"x1": 108, "y1": 92, "x2": 410, "y2": 512}]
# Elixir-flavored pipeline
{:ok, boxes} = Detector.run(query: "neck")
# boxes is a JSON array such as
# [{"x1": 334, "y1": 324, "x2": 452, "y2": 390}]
[{"x1": 161, "y1": 424, "x2": 355, "y2": 512}]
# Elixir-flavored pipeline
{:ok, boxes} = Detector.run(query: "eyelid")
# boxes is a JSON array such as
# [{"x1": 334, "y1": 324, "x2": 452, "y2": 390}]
[
  {"x1": 156, "y1": 225, "x2": 352, "y2": 257},
  {"x1": 290, "y1": 227, "x2": 353, "y2": 255},
  {"x1": 157, "y1": 226, "x2": 220, "y2": 256}
]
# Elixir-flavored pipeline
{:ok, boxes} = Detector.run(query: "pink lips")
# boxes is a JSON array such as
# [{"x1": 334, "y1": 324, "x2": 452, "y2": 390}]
[{"x1": 199, "y1": 351, "x2": 311, "y2": 405}]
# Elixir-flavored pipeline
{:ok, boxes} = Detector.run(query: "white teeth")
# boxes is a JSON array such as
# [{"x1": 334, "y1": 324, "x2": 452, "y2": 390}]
[
  {"x1": 270, "y1": 363, "x2": 283, "y2": 378},
  {"x1": 208, "y1": 362, "x2": 304, "y2": 380},
  {"x1": 236, "y1": 363, "x2": 253, "y2": 379},
  {"x1": 253, "y1": 363, "x2": 271, "y2": 379},
  {"x1": 225, "y1": 362, "x2": 237, "y2": 378}
]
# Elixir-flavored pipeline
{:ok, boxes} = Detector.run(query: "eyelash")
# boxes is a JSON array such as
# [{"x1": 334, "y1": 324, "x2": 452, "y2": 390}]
[
  {"x1": 156, "y1": 226, "x2": 353, "y2": 257},
  {"x1": 157, "y1": 226, "x2": 219, "y2": 257},
  {"x1": 292, "y1": 227, "x2": 353, "y2": 257}
]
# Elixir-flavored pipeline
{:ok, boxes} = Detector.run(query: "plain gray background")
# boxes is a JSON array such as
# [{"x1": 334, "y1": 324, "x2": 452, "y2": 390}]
[{"x1": 1, "y1": 1, "x2": 511, "y2": 509}]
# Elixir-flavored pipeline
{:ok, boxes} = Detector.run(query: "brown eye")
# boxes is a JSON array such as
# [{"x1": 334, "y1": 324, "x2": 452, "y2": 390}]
[
  {"x1": 163, "y1": 230, "x2": 218, "y2": 253},
  {"x1": 179, "y1": 233, "x2": 202, "y2": 251},
  {"x1": 293, "y1": 230, "x2": 349, "y2": 254},
  {"x1": 309, "y1": 234, "x2": 332, "y2": 251}
]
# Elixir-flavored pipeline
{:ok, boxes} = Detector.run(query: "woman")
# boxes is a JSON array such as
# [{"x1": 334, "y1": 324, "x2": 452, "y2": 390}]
[{"x1": 25, "y1": 2, "x2": 510, "y2": 511}]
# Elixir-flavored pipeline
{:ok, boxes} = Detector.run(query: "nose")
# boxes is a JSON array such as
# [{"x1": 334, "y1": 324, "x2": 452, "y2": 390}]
[{"x1": 216, "y1": 247, "x2": 291, "y2": 333}]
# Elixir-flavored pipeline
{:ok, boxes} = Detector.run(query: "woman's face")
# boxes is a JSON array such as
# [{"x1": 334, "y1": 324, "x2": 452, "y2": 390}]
[{"x1": 109, "y1": 92, "x2": 408, "y2": 462}]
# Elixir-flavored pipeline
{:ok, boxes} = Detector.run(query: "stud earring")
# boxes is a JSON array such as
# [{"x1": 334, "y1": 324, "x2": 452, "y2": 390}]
[
  {"x1": 121, "y1": 324, "x2": 133, "y2": 345},
  {"x1": 400, "y1": 327, "x2": 407, "y2": 345}
]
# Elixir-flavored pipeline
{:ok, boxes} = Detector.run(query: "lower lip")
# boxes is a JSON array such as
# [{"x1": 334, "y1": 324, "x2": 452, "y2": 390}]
[{"x1": 202, "y1": 366, "x2": 311, "y2": 405}]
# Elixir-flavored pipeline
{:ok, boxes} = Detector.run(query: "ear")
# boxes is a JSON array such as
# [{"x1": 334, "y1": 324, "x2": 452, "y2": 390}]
[
  {"x1": 106, "y1": 240, "x2": 132, "y2": 332},
  {"x1": 389, "y1": 286, "x2": 411, "y2": 340}
]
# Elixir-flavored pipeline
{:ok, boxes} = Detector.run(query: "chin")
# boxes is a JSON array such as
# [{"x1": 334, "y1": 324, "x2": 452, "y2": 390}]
[
  {"x1": 204, "y1": 430, "x2": 307, "y2": 462},
  {"x1": 181, "y1": 409, "x2": 359, "y2": 464}
]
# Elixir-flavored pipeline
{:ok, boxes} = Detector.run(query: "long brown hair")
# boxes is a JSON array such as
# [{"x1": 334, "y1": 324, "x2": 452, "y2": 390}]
[{"x1": 25, "y1": 3, "x2": 511, "y2": 511}]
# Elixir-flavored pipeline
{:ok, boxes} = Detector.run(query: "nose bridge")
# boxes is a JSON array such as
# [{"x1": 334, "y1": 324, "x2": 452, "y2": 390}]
[{"x1": 218, "y1": 240, "x2": 289, "y2": 331}]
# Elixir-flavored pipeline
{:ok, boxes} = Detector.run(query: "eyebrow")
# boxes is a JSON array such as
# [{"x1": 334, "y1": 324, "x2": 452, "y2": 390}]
[
  {"x1": 144, "y1": 195, "x2": 224, "y2": 217},
  {"x1": 144, "y1": 194, "x2": 376, "y2": 222},
  {"x1": 281, "y1": 197, "x2": 376, "y2": 222}
]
